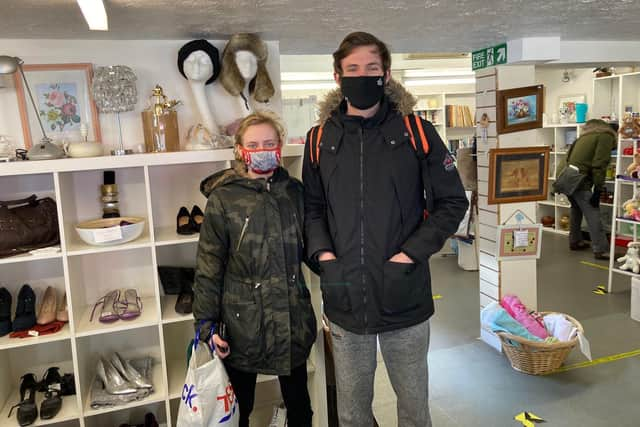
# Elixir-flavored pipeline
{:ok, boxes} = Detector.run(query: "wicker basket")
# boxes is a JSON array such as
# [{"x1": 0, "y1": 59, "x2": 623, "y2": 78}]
[{"x1": 496, "y1": 312, "x2": 583, "y2": 375}]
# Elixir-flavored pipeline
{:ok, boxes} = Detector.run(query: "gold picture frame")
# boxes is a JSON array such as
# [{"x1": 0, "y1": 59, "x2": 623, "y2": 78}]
[{"x1": 488, "y1": 146, "x2": 550, "y2": 204}]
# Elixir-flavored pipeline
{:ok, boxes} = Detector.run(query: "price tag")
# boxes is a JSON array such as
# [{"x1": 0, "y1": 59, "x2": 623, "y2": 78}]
[
  {"x1": 92, "y1": 226, "x2": 123, "y2": 243},
  {"x1": 513, "y1": 230, "x2": 529, "y2": 248}
]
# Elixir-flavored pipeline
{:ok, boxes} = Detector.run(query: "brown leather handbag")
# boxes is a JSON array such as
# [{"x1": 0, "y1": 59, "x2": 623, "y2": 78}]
[{"x1": 0, "y1": 194, "x2": 60, "y2": 258}]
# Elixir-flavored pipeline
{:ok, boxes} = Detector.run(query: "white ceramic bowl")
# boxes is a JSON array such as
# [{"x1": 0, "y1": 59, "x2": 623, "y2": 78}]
[
  {"x1": 75, "y1": 217, "x2": 145, "y2": 246},
  {"x1": 67, "y1": 141, "x2": 104, "y2": 158}
]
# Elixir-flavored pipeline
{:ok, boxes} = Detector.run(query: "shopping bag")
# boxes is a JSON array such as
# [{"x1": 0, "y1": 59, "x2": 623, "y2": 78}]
[
  {"x1": 176, "y1": 327, "x2": 239, "y2": 427},
  {"x1": 553, "y1": 164, "x2": 586, "y2": 196}
]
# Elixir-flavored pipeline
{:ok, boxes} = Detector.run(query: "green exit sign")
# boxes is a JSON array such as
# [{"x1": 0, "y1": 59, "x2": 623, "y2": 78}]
[{"x1": 472, "y1": 43, "x2": 507, "y2": 70}]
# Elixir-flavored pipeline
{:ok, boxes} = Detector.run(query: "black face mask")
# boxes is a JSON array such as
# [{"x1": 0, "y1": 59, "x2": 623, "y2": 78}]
[{"x1": 340, "y1": 75, "x2": 385, "y2": 110}]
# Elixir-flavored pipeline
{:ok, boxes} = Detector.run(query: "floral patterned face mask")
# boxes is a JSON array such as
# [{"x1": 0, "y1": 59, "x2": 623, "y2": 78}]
[{"x1": 240, "y1": 146, "x2": 282, "y2": 174}]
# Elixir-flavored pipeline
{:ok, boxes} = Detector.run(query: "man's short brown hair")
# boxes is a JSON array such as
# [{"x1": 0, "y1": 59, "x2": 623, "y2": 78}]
[{"x1": 333, "y1": 32, "x2": 391, "y2": 76}]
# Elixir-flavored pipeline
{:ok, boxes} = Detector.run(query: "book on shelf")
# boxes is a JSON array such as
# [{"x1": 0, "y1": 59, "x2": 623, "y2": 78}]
[{"x1": 445, "y1": 105, "x2": 474, "y2": 128}]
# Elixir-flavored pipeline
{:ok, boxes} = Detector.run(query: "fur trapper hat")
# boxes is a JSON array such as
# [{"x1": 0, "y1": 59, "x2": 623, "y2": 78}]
[
  {"x1": 177, "y1": 39, "x2": 220, "y2": 85},
  {"x1": 220, "y1": 33, "x2": 275, "y2": 103}
]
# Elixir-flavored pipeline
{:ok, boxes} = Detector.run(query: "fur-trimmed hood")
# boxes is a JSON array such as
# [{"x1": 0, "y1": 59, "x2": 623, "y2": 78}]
[
  {"x1": 317, "y1": 78, "x2": 417, "y2": 124},
  {"x1": 580, "y1": 119, "x2": 617, "y2": 139}
]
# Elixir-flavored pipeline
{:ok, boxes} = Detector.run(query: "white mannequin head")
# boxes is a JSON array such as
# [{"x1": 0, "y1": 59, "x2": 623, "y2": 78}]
[
  {"x1": 183, "y1": 50, "x2": 214, "y2": 83},
  {"x1": 234, "y1": 50, "x2": 258, "y2": 81}
]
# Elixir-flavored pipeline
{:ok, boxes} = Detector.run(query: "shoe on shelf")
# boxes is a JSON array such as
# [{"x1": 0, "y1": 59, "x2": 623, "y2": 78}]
[
  {"x1": 60, "y1": 373, "x2": 76, "y2": 396},
  {"x1": 8, "y1": 373, "x2": 38, "y2": 426},
  {"x1": 117, "y1": 289, "x2": 142, "y2": 320},
  {"x1": 56, "y1": 293, "x2": 68, "y2": 323},
  {"x1": 37, "y1": 286, "x2": 57, "y2": 325},
  {"x1": 176, "y1": 206, "x2": 196, "y2": 235},
  {"x1": 96, "y1": 358, "x2": 137, "y2": 395},
  {"x1": 90, "y1": 290, "x2": 121, "y2": 323},
  {"x1": 38, "y1": 367, "x2": 62, "y2": 420},
  {"x1": 0, "y1": 287, "x2": 12, "y2": 337},
  {"x1": 13, "y1": 284, "x2": 36, "y2": 332},
  {"x1": 190, "y1": 205, "x2": 204, "y2": 233},
  {"x1": 175, "y1": 269, "x2": 194, "y2": 315},
  {"x1": 569, "y1": 241, "x2": 590, "y2": 251},
  {"x1": 145, "y1": 412, "x2": 159, "y2": 427},
  {"x1": 111, "y1": 352, "x2": 153, "y2": 389},
  {"x1": 594, "y1": 252, "x2": 610, "y2": 260}
]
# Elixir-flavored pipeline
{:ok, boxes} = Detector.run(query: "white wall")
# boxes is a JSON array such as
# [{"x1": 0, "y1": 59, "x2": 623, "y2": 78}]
[
  {"x1": 535, "y1": 67, "x2": 593, "y2": 121},
  {"x1": 0, "y1": 39, "x2": 281, "y2": 151}
]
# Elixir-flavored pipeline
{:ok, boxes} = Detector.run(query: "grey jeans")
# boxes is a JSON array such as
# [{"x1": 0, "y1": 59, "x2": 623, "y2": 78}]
[
  {"x1": 329, "y1": 320, "x2": 432, "y2": 427},
  {"x1": 568, "y1": 189, "x2": 609, "y2": 253}
]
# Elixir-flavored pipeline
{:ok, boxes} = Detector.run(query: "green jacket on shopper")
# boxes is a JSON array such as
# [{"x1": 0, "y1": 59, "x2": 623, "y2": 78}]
[
  {"x1": 193, "y1": 165, "x2": 317, "y2": 376},
  {"x1": 565, "y1": 119, "x2": 617, "y2": 191}
]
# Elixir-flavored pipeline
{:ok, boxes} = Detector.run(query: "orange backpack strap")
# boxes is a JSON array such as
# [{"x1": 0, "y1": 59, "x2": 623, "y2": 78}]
[
  {"x1": 307, "y1": 124, "x2": 324, "y2": 167},
  {"x1": 403, "y1": 114, "x2": 430, "y2": 157}
]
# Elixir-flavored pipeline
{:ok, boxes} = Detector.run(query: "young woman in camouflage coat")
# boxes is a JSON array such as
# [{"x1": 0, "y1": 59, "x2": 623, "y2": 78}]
[{"x1": 193, "y1": 111, "x2": 316, "y2": 427}]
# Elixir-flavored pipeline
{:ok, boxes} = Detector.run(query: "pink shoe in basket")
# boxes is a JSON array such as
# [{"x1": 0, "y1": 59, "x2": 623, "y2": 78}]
[{"x1": 500, "y1": 295, "x2": 549, "y2": 339}]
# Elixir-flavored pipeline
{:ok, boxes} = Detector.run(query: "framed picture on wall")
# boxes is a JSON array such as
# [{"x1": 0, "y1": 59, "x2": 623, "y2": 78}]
[
  {"x1": 496, "y1": 223, "x2": 543, "y2": 260},
  {"x1": 14, "y1": 63, "x2": 101, "y2": 148},
  {"x1": 496, "y1": 85, "x2": 544, "y2": 134},
  {"x1": 488, "y1": 146, "x2": 551, "y2": 204},
  {"x1": 558, "y1": 94, "x2": 586, "y2": 122}
]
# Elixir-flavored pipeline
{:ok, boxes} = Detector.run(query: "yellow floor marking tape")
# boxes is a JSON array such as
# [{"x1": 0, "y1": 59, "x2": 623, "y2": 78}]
[
  {"x1": 515, "y1": 411, "x2": 545, "y2": 426},
  {"x1": 592, "y1": 285, "x2": 608, "y2": 295},
  {"x1": 579, "y1": 261, "x2": 609, "y2": 271},
  {"x1": 433, "y1": 294, "x2": 443, "y2": 300},
  {"x1": 545, "y1": 348, "x2": 640, "y2": 375}
]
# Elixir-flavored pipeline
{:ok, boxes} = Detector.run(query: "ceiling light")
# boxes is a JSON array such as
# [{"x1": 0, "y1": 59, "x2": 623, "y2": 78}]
[
  {"x1": 281, "y1": 72, "x2": 334, "y2": 81},
  {"x1": 77, "y1": 0, "x2": 108, "y2": 31},
  {"x1": 281, "y1": 82, "x2": 338, "y2": 91},
  {"x1": 403, "y1": 69, "x2": 474, "y2": 78},
  {"x1": 404, "y1": 78, "x2": 476, "y2": 87}
]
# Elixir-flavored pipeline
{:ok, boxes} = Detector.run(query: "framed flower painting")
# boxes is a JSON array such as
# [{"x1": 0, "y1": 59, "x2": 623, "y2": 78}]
[{"x1": 14, "y1": 63, "x2": 101, "y2": 148}]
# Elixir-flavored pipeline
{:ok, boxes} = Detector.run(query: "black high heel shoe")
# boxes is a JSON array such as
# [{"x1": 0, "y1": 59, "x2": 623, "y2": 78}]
[
  {"x1": 38, "y1": 367, "x2": 63, "y2": 420},
  {"x1": 13, "y1": 284, "x2": 36, "y2": 332},
  {"x1": 190, "y1": 205, "x2": 204, "y2": 233},
  {"x1": 176, "y1": 206, "x2": 195, "y2": 235},
  {"x1": 8, "y1": 373, "x2": 38, "y2": 426}
]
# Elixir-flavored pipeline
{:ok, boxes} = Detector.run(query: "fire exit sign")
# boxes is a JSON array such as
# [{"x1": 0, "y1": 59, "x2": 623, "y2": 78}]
[{"x1": 472, "y1": 43, "x2": 507, "y2": 70}]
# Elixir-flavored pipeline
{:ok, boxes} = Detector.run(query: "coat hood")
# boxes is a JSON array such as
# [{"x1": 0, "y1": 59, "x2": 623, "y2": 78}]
[
  {"x1": 317, "y1": 78, "x2": 417, "y2": 124},
  {"x1": 200, "y1": 164, "x2": 290, "y2": 197},
  {"x1": 580, "y1": 119, "x2": 617, "y2": 139}
]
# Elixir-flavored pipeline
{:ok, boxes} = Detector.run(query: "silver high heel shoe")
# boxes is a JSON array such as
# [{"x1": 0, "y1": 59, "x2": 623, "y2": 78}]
[
  {"x1": 96, "y1": 358, "x2": 137, "y2": 395},
  {"x1": 110, "y1": 352, "x2": 153, "y2": 389}
]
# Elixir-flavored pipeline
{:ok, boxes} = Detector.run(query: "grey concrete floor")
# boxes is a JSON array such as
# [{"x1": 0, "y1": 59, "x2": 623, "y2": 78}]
[{"x1": 372, "y1": 233, "x2": 640, "y2": 426}]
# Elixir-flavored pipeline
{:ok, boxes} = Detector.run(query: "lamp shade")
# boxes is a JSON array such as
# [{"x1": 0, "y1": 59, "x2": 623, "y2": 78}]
[{"x1": 0, "y1": 56, "x2": 20, "y2": 74}]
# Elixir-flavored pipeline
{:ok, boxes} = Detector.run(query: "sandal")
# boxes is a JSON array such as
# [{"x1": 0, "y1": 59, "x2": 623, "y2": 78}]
[
  {"x1": 117, "y1": 289, "x2": 142, "y2": 320},
  {"x1": 38, "y1": 367, "x2": 62, "y2": 420},
  {"x1": 8, "y1": 373, "x2": 38, "y2": 426},
  {"x1": 90, "y1": 290, "x2": 121, "y2": 323}
]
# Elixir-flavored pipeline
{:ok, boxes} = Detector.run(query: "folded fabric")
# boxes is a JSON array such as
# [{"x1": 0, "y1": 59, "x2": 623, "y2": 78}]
[
  {"x1": 9, "y1": 320, "x2": 65, "y2": 338},
  {"x1": 481, "y1": 302, "x2": 542, "y2": 342},
  {"x1": 543, "y1": 313, "x2": 578, "y2": 342},
  {"x1": 500, "y1": 295, "x2": 549, "y2": 339},
  {"x1": 90, "y1": 357, "x2": 154, "y2": 409}
]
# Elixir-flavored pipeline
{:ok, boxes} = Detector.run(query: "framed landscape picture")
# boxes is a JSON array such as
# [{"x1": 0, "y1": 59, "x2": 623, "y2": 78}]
[
  {"x1": 488, "y1": 146, "x2": 551, "y2": 204},
  {"x1": 496, "y1": 85, "x2": 544, "y2": 134}
]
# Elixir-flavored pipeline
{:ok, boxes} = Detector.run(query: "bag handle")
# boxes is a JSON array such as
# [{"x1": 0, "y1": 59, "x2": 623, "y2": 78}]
[
  {"x1": 194, "y1": 320, "x2": 216, "y2": 353},
  {"x1": 0, "y1": 194, "x2": 37, "y2": 208}
]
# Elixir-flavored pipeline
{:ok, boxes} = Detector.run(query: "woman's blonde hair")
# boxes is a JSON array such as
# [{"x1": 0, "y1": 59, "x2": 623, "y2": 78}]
[{"x1": 233, "y1": 111, "x2": 286, "y2": 163}]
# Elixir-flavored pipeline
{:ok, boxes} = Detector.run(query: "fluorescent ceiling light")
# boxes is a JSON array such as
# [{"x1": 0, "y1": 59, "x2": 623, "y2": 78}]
[
  {"x1": 281, "y1": 82, "x2": 338, "y2": 91},
  {"x1": 404, "y1": 78, "x2": 476, "y2": 86},
  {"x1": 77, "y1": 0, "x2": 108, "y2": 31},
  {"x1": 403, "y1": 69, "x2": 475, "y2": 78},
  {"x1": 282, "y1": 72, "x2": 334, "y2": 81}
]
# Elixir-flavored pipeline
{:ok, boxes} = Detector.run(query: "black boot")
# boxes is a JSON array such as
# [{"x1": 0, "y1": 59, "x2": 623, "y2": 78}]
[
  {"x1": 12, "y1": 285, "x2": 36, "y2": 332},
  {"x1": 0, "y1": 287, "x2": 11, "y2": 337}
]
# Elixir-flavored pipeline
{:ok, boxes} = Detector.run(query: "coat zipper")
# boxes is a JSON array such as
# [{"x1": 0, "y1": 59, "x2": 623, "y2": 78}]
[
  {"x1": 360, "y1": 127, "x2": 367, "y2": 328},
  {"x1": 237, "y1": 216, "x2": 250, "y2": 251}
]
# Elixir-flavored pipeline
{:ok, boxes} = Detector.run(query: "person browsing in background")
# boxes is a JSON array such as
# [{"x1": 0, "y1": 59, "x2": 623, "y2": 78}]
[
  {"x1": 564, "y1": 119, "x2": 618, "y2": 259},
  {"x1": 193, "y1": 111, "x2": 317, "y2": 427},
  {"x1": 302, "y1": 32, "x2": 468, "y2": 427}
]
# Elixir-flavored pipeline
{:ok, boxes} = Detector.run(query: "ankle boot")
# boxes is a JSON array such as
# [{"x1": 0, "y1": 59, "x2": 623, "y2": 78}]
[
  {"x1": 13, "y1": 285, "x2": 36, "y2": 332},
  {"x1": 0, "y1": 287, "x2": 11, "y2": 337}
]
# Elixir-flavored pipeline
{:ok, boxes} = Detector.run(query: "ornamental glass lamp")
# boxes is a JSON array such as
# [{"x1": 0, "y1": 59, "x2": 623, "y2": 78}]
[
  {"x1": 91, "y1": 65, "x2": 137, "y2": 155},
  {"x1": 0, "y1": 55, "x2": 65, "y2": 160}
]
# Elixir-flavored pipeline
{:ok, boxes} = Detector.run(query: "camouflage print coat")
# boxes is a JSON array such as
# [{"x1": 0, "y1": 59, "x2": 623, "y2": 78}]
[{"x1": 193, "y1": 165, "x2": 317, "y2": 376}]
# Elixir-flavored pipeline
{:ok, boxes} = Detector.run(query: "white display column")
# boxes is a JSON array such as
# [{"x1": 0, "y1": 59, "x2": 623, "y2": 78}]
[{"x1": 476, "y1": 65, "x2": 539, "y2": 350}]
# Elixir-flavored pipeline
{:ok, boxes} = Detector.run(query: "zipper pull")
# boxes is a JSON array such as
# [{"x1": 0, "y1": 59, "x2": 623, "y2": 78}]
[{"x1": 266, "y1": 181, "x2": 271, "y2": 192}]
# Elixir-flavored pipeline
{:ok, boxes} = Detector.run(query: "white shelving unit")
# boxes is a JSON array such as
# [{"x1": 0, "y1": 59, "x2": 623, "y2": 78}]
[
  {"x1": 595, "y1": 71, "x2": 640, "y2": 292},
  {"x1": 413, "y1": 92, "x2": 476, "y2": 151},
  {"x1": 0, "y1": 146, "x2": 327, "y2": 427}
]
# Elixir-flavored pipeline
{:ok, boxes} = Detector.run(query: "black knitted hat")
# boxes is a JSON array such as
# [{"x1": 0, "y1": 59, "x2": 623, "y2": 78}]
[{"x1": 177, "y1": 39, "x2": 221, "y2": 85}]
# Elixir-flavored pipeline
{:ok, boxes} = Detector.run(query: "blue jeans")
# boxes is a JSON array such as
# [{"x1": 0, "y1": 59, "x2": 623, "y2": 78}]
[{"x1": 569, "y1": 190, "x2": 609, "y2": 253}]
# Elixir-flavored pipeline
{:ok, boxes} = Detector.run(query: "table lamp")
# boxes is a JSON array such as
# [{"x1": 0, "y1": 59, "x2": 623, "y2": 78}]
[
  {"x1": 91, "y1": 65, "x2": 137, "y2": 155},
  {"x1": 0, "y1": 55, "x2": 65, "y2": 160}
]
